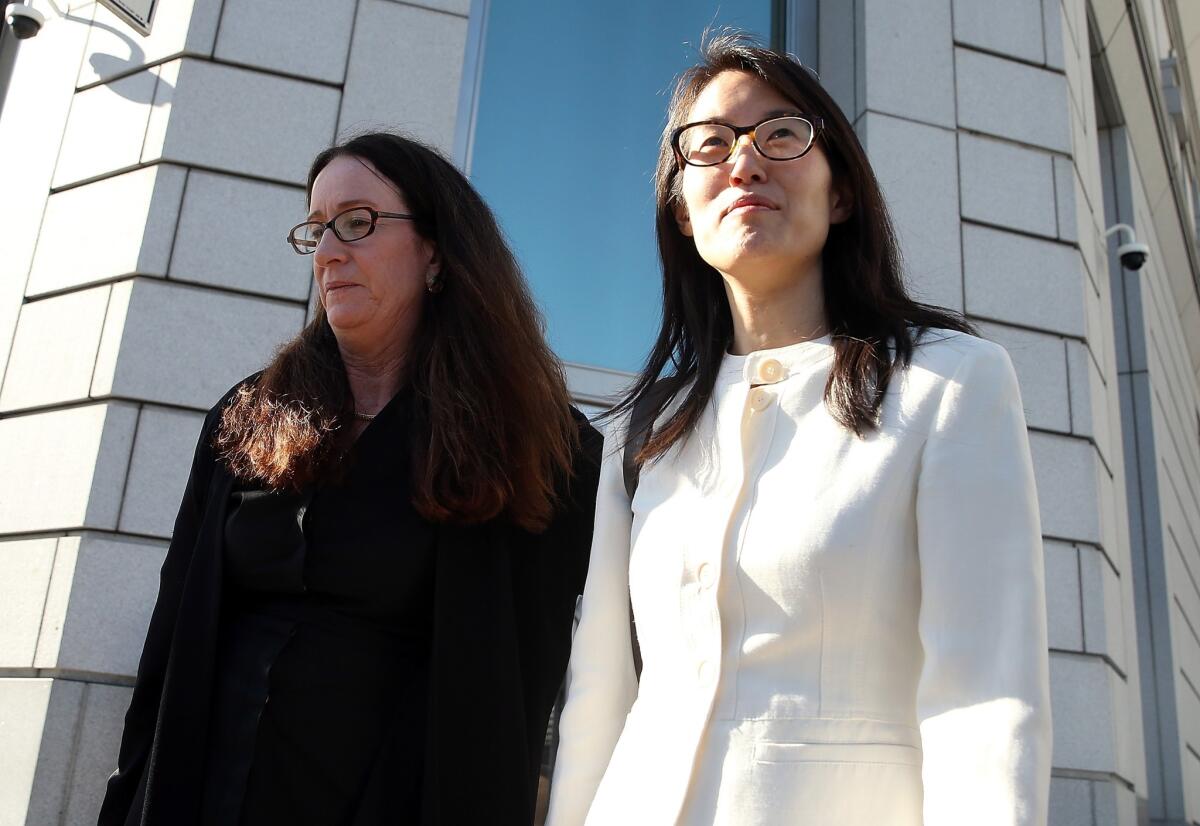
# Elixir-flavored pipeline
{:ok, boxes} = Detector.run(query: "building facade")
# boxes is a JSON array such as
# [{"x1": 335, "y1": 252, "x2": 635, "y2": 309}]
[{"x1": 0, "y1": 0, "x2": 1197, "y2": 824}]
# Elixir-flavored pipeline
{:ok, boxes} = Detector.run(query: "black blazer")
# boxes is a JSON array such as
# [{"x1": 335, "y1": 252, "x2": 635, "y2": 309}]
[{"x1": 97, "y1": 382, "x2": 601, "y2": 826}]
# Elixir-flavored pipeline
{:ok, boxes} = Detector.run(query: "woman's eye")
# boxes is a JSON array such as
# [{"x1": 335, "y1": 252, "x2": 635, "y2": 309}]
[
  {"x1": 701, "y1": 135, "x2": 730, "y2": 149},
  {"x1": 767, "y1": 127, "x2": 796, "y2": 141}
]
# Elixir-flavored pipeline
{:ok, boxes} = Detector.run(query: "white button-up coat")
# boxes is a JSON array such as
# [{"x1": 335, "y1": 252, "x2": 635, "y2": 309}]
[{"x1": 547, "y1": 331, "x2": 1052, "y2": 826}]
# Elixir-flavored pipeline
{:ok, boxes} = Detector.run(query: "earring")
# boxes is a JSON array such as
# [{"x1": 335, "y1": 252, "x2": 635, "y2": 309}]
[{"x1": 426, "y1": 268, "x2": 443, "y2": 294}]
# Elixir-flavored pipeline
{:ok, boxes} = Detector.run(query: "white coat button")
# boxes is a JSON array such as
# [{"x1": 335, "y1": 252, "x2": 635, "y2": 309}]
[
  {"x1": 749, "y1": 387, "x2": 774, "y2": 412},
  {"x1": 697, "y1": 660, "x2": 715, "y2": 682},
  {"x1": 758, "y1": 358, "x2": 784, "y2": 383},
  {"x1": 697, "y1": 562, "x2": 715, "y2": 588}
]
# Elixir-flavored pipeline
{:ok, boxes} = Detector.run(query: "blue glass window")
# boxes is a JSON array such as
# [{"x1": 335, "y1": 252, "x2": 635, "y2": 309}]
[{"x1": 469, "y1": 3, "x2": 774, "y2": 372}]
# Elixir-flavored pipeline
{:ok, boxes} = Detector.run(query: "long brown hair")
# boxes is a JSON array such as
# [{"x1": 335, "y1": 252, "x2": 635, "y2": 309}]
[
  {"x1": 611, "y1": 32, "x2": 972, "y2": 462},
  {"x1": 216, "y1": 132, "x2": 577, "y2": 532}
]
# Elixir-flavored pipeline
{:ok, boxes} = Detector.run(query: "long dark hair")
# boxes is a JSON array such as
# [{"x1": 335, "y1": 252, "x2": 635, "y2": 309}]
[
  {"x1": 612, "y1": 32, "x2": 972, "y2": 462},
  {"x1": 216, "y1": 132, "x2": 577, "y2": 532}
]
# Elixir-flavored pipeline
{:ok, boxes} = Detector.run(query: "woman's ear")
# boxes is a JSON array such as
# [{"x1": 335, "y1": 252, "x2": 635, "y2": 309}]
[
  {"x1": 829, "y1": 183, "x2": 854, "y2": 225},
  {"x1": 674, "y1": 203, "x2": 694, "y2": 237}
]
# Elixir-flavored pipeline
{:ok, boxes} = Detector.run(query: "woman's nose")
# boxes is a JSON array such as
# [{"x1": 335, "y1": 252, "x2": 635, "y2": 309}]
[{"x1": 728, "y1": 135, "x2": 767, "y2": 184}]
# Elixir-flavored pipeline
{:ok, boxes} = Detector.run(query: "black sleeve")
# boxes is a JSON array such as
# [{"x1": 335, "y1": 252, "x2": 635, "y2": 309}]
[{"x1": 95, "y1": 390, "x2": 235, "y2": 826}]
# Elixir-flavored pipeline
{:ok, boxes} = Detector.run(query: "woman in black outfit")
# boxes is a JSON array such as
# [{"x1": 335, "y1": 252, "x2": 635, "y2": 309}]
[{"x1": 98, "y1": 132, "x2": 601, "y2": 826}]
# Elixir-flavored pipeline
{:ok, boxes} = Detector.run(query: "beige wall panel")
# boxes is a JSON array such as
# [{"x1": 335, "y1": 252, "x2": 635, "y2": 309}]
[
  {"x1": 955, "y1": 48, "x2": 1071, "y2": 153},
  {"x1": 958, "y1": 133, "x2": 1058, "y2": 238},
  {"x1": 1029, "y1": 431, "x2": 1102, "y2": 545},
  {"x1": 65, "y1": 683, "x2": 132, "y2": 826},
  {"x1": 143, "y1": 59, "x2": 341, "y2": 185},
  {"x1": 1066, "y1": 339, "x2": 1114, "y2": 466},
  {"x1": 1049, "y1": 652, "x2": 1122, "y2": 773},
  {"x1": 977, "y1": 322, "x2": 1070, "y2": 432},
  {"x1": 860, "y1": 0, "x2": 955, "y2": 128},
  {"x1": 0, "y1": 678, "x2": 83, "y2": 826},
  {"x1": 861, "y1": 112, "x2": 963, "y2": 311},
  {"x1": 0, "y1": 538, "x2": 58, "y2": 668},
  {"x1": 119, "y1": 406, "x2": 206, "y2": 538},
  {"x1": 53, "y1": 68, "x2": 159, "y2": 188},
  {"x1": 90, "y1": 278, "x2": 304, "y2": 411},
  {"x1": 0, "y1": 3, "x2": 95, "y2": 376},
  {"x1": 1079, "y1": 546, "x2": 1127, "y2": 670},
  {"x1": 962, "y1": 224, "x2": 1086, "y2": 336},
  {"x1": 27, "y1": 165, "x2": 187, "y2": 297},
  {"x1": 78, "y1": 0, "x2": 222, "y2": 87},
  {"x1": 1043, "y1": 540, "x2": 1084, "y2": 651},
  {"x1": 338, "y1": 0, "x2": 468, "y2": 154},
  {"x1": 0, "y1": 404, "x2": 137, "y2": 534},
  {"x1": 33, "y1": 534, "x2": 166, "y2": 679},
  {"x1": 0, "y1": 286, "x2": 112, "y2": 412},
  {"x1": 213, "y1": 0, "x2": 355, "y2": 83},
  {"x1": 1048, "y1": 775, "x2": 1093, "y2": 825},
  {"x1": 171, "y1": 171, "x2": 311, "y2": 301},
  {"x1": 952, "y1": 0, "x2": 1045, "y2": 64}
]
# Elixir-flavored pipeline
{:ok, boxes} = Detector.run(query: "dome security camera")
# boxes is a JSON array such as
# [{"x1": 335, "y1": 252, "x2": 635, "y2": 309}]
[
  {"x1": 1104, "y1": 223, "x2": 1150, "y2": 272},
  {"x1": 5, "y1": 4, "x2": 44, "y2": 39},
  {"x1": 1117, "y1": 242, "x2": 1150, "y2": 271}
]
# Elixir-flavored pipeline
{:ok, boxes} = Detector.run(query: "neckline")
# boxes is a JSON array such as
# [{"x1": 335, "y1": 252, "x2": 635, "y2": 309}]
[{"x1": 720, "y1": 334, "x2": 834, "y2": 381}]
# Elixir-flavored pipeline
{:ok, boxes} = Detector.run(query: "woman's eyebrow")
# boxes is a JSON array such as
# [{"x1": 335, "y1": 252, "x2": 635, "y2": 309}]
[{"x1": 306, "y1": 200, "x2": 375, "y2": 221}]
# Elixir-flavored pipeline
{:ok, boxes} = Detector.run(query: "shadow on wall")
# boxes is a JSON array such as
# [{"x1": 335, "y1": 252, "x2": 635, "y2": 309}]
[{"x1": 53, "y1": 0, "x2": 172, "y2": 103}]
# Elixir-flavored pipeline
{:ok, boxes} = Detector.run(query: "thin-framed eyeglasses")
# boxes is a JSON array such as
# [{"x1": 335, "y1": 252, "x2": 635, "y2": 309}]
[
  {"x1": 287, "y1": 206, "x2": 415, "y2": 255},
  {"x1": 672, "y1": 115, "x2": 824, "y2": 167}
]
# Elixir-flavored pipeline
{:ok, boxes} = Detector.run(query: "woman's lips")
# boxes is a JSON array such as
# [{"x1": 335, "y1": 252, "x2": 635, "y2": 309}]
[{"x1": 722, "y1": 194, "x2": 779, "y2": 218}]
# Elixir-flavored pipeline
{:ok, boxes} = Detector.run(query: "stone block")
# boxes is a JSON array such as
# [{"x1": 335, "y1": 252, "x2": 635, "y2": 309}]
[
  {"x1": 1080, "y1": 546, "x2": 1125, "y2": 671},
  {"x1": 963, "y1": 224, "x2": 1086, "y2": 337},
  {"x1": 91, "y1": 278, "x2": 305, "y2": 411},
  {"x1": 34, "y1": 535, "x2": 167, "y2": 680},
  {"x1": 1066, "y1": 340, "x2": 1114, "y2": 468},
  {"x1": 78, "y1": 0, "x2": 222, "y2": 86},
  {"x1": 861, "y1": 112, "x2": 962, "y2": 310},
  {"x1": 0, "y1": 0, "x2": 94, "y2": 380},
  {"x1": 0, "y1": 538, "x2": 58, "y2": 667},
  {"x1": 953, "y1": 0, "x2": 1045, "y2": 64},
  {"x1": 64, "y1": 683, "x2": 133, "y2": 826},
  {"x1": 1049, "y1": 652, "x2": 1119, "y2": 772},
  {"x1": 0, "y1": 678, "x2": 84, "y2": 826},
  {"x1": 860, "y1": 0, "x2": 955, "y2": 128},
  {"x1": 339, "y1": 0, "x2": 468, "y2": 154},
  {"x1": 955, "y1": 48, "x2": 1071, "y2": 153},
  {"x1": 958, "y1": 133, "x2": 1057, "y2": 237},
  {"x1": 1029, "y1": 432, "x2": 1101, "y2": 545},
  {"x1": 171, "y1": 171, "x2": 311, "y2": 301},
  {"x1": 0, "y1": 404, "x2": 137, "y2": 534},
  {"x1": 1091, "y1": 775, "x2": 1139, "y2": 824},
  {"x1": 1043, "y1": 540, "x2": 1083, "y2": 651},
  {"x1": 27, "y1": 165, "x2": 187, "y2": 296},
  {"x1": 977, "y1": 322, "x2": 1069, "y2": 432},
  {"x1": 399, "y1": 0, "x2": 468, "y2": 14},
  {"x1": 213, "y1": 0, "x2": 355, "y2": 84},
  {"x1": 53, "y1": 68, "x2": 159, "y2": 188},
  {"x1": 119, "y1": 406, "x2": 206, "y2": 538},
  {"x1": 0, "y1": 287, "x2": 111, "y2": 412},
  {"x1": 143, "y1": 58, "x2": 340, "y2": 185},
  {"x1": 1043, "y1": 0, "x2": 1066, "y2": 70},
  {"x1": 1054, "y1": 152, "x2": 1079, "y2": 244},
  {"x1": 1047, "y1": 775, "x2": 1093, "y2": 825}
]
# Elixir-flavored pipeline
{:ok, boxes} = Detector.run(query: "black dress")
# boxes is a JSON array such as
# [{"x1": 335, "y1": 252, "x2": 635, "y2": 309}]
[{"x1": 201, "y1": 390, "x2": 433, "y2": 825}]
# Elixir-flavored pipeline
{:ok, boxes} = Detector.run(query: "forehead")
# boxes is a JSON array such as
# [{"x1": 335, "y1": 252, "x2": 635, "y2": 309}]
[
  {"x1": 686, "y1": 70, "x2": 799, "y2": 123},
  {"x1": 309, "y1": 155, "x2": 405, "y2": 215}
]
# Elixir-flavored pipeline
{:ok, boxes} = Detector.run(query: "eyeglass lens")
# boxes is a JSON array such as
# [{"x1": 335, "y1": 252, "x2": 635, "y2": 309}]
[
  {"x1": 678, "y1": 117, "x2": 814, "y2": 166},
  {"x1": 290, "y1": 208, "x2": 377, "y2": 252}
]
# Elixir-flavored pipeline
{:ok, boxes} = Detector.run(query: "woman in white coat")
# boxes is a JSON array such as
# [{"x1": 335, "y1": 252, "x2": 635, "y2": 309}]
[{"x1": 546, "y1": 33, "x2": 1052, "y2": 826}]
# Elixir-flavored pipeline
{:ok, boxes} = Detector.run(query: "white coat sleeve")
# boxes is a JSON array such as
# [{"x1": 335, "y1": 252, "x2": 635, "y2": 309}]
[
  {"x1": 545, "y1": 418, "x2": 641, "y2": 826},
  {"x1": 914, "y1": 340, "x2": 1053, "y2": 826}
]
